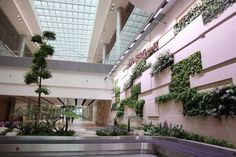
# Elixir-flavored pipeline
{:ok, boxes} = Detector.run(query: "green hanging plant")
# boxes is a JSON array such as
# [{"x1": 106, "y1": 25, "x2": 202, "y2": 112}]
[
  {"x1": 155, "y1": 51, "x2": 236, "y2": 118},
  {"x1": 116, "y1": 84, "x2": 145, "y2": 118},
  {"x1": 124, "y1": 60, "x2": 150, "y2": 90},
  {"x1": 150, "y1": 50, "x2": 174, "y2": 76},
  {"x1": 174, "y1": 0, "x2": 236, "y2": 35}
]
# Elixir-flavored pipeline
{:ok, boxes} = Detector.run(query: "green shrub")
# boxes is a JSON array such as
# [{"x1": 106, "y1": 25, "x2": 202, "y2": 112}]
[
  {"x1": 143, "y1": 122, "x2": 234, "y2": 148},
  {"x1": 56, "y1": 127, "x2": 75, "y2": 136},
  {"x1": 96, "y1": 127, "x2": 128, "y2": 136},
  {"x1": 17, "y1": 121, "x2": 75, "y2": 136}
]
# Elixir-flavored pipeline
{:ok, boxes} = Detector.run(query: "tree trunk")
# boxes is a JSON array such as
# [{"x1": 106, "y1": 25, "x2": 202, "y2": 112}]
[
  {"x1": 37, "y1": 75, "x2": 42, "y2": 126},
  {"x1": 65, "y1": 117, "x2": 69, "y2": 132}
]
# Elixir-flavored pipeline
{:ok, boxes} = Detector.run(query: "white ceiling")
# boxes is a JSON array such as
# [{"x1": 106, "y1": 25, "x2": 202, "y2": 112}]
[
  {"x1": 0, "y1": 0, "x2": 39, "y2": 53},
  {"x1": 129, "y1": 0, "x2": 165, "y2": 13},
  {"x1": 88, "y1": 0, "x2": 128, "y2": 63}
]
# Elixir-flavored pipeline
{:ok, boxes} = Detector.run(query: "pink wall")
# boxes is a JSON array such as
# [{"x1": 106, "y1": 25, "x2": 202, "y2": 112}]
[{"x1": 113, "y1": 3, "x2": 236, "y2": 145}]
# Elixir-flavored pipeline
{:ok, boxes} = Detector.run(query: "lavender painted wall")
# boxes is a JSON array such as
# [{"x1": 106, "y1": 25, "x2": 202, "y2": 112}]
[{"x1": 112, "y1": 2, "x2": 236, "y2": 145}]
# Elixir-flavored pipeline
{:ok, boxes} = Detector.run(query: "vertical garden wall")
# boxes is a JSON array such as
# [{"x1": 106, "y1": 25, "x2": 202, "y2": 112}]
[{"x1": 111, "y1": 0, "x2": 236, "y2": 145}]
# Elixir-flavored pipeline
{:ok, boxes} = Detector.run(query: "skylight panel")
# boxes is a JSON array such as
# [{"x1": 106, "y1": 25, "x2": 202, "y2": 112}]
[{"x1": 32, "y1": 0, "x2": 98, "y2": 62}]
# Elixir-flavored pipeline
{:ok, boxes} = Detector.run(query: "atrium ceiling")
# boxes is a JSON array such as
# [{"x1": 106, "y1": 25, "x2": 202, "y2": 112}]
[{"x1": 31, "y1": 0, "x2": 98, "y2": 62}]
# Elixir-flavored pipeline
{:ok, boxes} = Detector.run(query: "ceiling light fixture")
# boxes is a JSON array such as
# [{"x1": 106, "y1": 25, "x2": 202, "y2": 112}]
[
  {"x1": 120, "y1": 55, "x2": 125, "y2": 59},
  {"x1": 143, "y1": 23, "x2": 151, "y2": 31},
  {"x1": 124, "y1": 50, "x2": 129, "y2": 54},
  {"x1": 154, "y1": 8, "x2": 163, "y2": 18},
  {"x1": 117, "y1": 60, "x2": 120, "y2": 64},
  {"x1": 129, "y1": 42, "x2": 135, "y2": 48},
  {"x1": 135, "y1": 33, "x2": 142, "y2": 40}
]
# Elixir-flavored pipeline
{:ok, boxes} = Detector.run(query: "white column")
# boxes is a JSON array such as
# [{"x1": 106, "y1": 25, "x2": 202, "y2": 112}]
[
  {"x1": 18, "y1": 35, "x2": 26, "y2": 57},
  {"x1": 102, "y1": 44, "x2": 107, "y2": 63},
  {"x1": 116, "y1": 7, "x2": 123, "y2": 59}
]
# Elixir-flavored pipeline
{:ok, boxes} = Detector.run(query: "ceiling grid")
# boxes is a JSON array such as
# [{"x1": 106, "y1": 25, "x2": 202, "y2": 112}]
[{"x1": 31, "y1": 0, "x2": 98, "y2": 62}]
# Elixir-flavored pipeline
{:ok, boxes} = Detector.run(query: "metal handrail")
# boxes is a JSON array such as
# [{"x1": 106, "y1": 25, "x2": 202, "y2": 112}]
[{"x1": 0, "y1": 40, "x2": 17, "y2": 57}]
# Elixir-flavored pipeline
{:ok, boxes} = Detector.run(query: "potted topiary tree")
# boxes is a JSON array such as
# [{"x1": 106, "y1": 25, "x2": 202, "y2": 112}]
[{"x1": 24, "y1": 31, "x2": 56, "y2": 127}]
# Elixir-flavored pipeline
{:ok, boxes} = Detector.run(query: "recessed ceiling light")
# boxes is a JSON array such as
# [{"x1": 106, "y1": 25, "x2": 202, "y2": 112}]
[
  {"x1": 154, "y1": 8, "x2": 163, "y2": 18},
  {"x1": 129, "y1": 42, "x2": 135, "y2": 48},
  {"x1": 143, "y1": 23, "x2": 151, "y2": 31}
]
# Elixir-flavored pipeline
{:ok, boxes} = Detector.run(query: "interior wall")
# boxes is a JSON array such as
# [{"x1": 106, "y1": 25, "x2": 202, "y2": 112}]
[{"x1": 110, "y1": 1, "x2": 236, "y2": 145}]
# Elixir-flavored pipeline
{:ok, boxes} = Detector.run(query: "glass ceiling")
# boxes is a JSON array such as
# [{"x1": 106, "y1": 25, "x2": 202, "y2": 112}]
[
  {"x1": 106, "y1": 8, "x2": 151, "y2": 64},
  {"x1": 31, "y1": 0, "x2": 98, "y2": 62}
]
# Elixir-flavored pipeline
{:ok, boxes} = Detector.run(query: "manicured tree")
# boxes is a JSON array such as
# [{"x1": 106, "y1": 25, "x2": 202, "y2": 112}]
[{"x1": 24, "y1": 31, "x2": 56, "y2": 125}]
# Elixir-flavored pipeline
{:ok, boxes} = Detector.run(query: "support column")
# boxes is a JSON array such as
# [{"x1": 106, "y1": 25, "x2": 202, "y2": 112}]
[
  {"x1": 116, "y1": 7, "x2": 124, "y2": 59},
  {"x1": 102, "y1": 44, "x2": 108, "y2": 63},
  {"x1": 18, "y1": 35, "x2": 26, "y2": 57}
]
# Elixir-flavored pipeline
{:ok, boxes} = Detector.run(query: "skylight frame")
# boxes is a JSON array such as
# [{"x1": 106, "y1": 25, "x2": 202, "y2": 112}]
[{"x1": 31, "y1": 0, "x2": 98, "y2": 62}]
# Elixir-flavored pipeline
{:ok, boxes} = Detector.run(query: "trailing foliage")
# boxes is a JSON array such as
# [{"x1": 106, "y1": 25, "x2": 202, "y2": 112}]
[
  {"x1": 124, "y1": 60, "x2": 150, "y2": 90},
  {"x1": 174, "y1": 0, "x2": 236, "y2": 34},
  {"x1": 155, "y1": 51, "x2": 236, "y2": 118},
  {"x1": 150, "y1": 50, "x2": 174, "y2": 76},
  {"x1": 143, "y1": 122, "x2": 234, "y2": 148},
  {"x1": 126, "y1": 41, "x2": 159, "y2": 69},
  {"x1": 169, "y1": 51, "x2": 202, "y2": 93},
  {"x1": 182, "y1": 86, "x2": 236, "y2": 117},
  {"x1": 202, "y1": 0, "x2": 236, "y2": 24},
  {"x1": 116, "y1": 84, "x2": 145, "y2": 118},
  {"x1": 111, "y1": 85, "x2": 121, "y2": 111},
  {"x1": 174, "y1": 2, "x2": 203, "y2": 35},
  {"x1": 114, "y1": 86, "x2": 120, "y2": 102},
  {"x1": 155, "y1": 52, "x2": 202, "y2": 105}
]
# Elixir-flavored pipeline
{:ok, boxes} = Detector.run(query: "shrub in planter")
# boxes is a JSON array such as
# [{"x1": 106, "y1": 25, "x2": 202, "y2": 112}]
[
  {"x1": 143, "y1": 121, "x2": 234, "y2": 148},
  {"x1": 150, "y1": 51, "x2": 174, "y2": 76}
]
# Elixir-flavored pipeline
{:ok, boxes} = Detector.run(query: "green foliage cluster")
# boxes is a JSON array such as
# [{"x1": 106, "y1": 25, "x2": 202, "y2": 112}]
[
  {"x1": 155, "y1": 52, "x2": 201, "y2": 105},
  {"x1": 181, "y1": 86, "x2": 236, "y2": 117},
  {"x1": 13, "y1": 105, "x2": 78, "y2": 136},
  {"x1": 17, "y1": 122, "x2": 75, "y2": 136},
  {"x1": 116, "y1": 84, "x2": 145, "y2": 118},
  {"x1": 169, "y1": 51, "x2": 202, "y2": 93},
  {"x1": 150, "y1": 51, "x2": 174, "y2": 76},
  {"x1": 143, "y1": 122, "x2": 234, "y2": 148},
  {"x1": 156, "y1": 51, "x2": 236, "y2": 118},
  {"x1": 174, "y1": 0, "x2": 235, "y2": 34},
  {"x1": 114, "y1": 86, "x2": 120, "y2": 102},
  {"x1": 174, "y1": 2, "x2": 204, "y2": 35},
  {"x1": 25, "y1": 31, "x2": 56, "y2": 93},
  {"x1": 202, "y1": 0, "x2": 236, "y2": 24},
  {"x1": 96, "y1": 125, "x2": 129, "y2": 136},
  {"x1": 111, "y1": 85, "x2": 120, "y2": 111},
  {"x1": 124, "y1": 60, "x2": 150, "y2": 90}
]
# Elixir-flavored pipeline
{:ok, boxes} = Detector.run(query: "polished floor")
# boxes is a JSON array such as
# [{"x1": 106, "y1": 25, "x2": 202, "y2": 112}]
[{"x1": 66, "y1": 119, "x2": 104, "y2": 136}]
